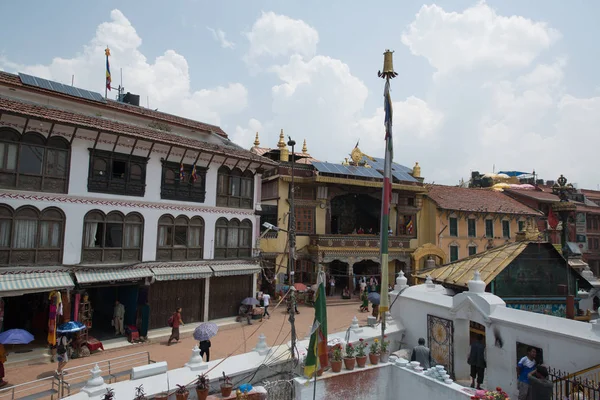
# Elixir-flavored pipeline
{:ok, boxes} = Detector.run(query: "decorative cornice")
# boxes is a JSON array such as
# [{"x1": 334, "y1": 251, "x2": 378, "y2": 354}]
[{"x1": 0, "y1": 190, "x2": 256, "y2": 216}]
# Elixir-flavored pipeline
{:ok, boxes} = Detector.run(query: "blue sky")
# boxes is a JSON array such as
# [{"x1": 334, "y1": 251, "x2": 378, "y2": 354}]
[{"x1": 1, "y1": 1, "x2": 599, "y2": 188}]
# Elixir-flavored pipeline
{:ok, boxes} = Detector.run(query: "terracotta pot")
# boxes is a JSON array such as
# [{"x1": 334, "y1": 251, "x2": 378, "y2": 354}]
[
  {"x1": 317, "y1": 368, "x2": 324, "y2": 376},
  {"x1": 380, "y1": 351, "x2": 390, "y2": 363},
  {"x1": 221, "y1": 383, "x2": 233, "y2": 397},
  {"x1": 175, "y1": 393, "x2": 189, "y2": 400},
  {"x1": 369, "y1": 353, "x2": 380, "y2": 365},
  {"x1": 331, "y1": 360, "x2": 343, "y2": 373},
  {"x1": 154, "y1": 394, "x2": 169, "y2": 400},
  {"x1": 343, "y1": 357, "x2": 356, "y2": 371},
  {"x1": 356, "y1": 355, "x2": 367, "y2": 368},
  {"x1": 196, "y1": 388, "x2": 209, "y2": 400}
]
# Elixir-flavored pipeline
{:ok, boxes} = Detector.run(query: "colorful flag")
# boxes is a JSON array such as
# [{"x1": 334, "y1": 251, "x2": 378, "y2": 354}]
[
  {"x1": 406, "y1": 218, "x2": 414, "y2": 235},
  {"x1": 379, "y1": 79, "x2": 393, "y2": 314},
  {"x1": 191, "y1": 163, "x2": 198, "y2": 183},
  {"x1": 179, "y1": 163, "x2": 185, "y2": 181},
  {"x1": 304, "y1": 268, "x2": 328, "y2": 378},
  {"x1": 548, "y1": 208, "x2": 559, "y2": 230},
  {"x1": 105, "y1": 47, "x2": 112, "y2": 91}
]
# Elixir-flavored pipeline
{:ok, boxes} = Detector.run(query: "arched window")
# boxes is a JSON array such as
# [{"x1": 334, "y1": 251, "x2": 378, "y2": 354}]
[
  {"x1": 0, "y1": 204, "x2": 65, "y2": 265},
  {"x1": 216, "y1": 166, "x2": 254, "y2": 209},
  {"x1": 214, "y1": 217, "x2": 253, "y2": 259},
  {"x1": 82, "y1": 210, "x2": 143, "y2": 263},
  {"x1": 0, "y1": 128, "x2": 71, "y2": 193},
  {"x1": 157, "y1": 214, "x2": 204, "y2": 261}
]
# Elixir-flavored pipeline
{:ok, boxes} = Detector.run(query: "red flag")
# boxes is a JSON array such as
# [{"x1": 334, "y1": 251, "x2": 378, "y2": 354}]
[{"x1": 548, "y1": 208, "x2": 559, "y2": 229}]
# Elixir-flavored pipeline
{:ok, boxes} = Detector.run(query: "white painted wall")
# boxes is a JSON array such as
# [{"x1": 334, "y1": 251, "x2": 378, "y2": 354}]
[
  {"x1": 0, "y1": 113, "x2": 260, "y2": 266},
  {"x1": 391, "y1": 281, "x2": 600, "y2": 400}
]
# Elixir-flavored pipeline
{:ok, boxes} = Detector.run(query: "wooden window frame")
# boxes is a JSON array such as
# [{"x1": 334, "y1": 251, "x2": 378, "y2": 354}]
[
  {"x1": 449, "y1": 216, "x2": 458, "y2": 237},
  {"x1": 295, "y1": 207, "x2": 315, "y2": 235},
  {"x1": 502, "y1": 220, "x2": 510, "y2": 239},
  {"x1": 160, "y1": 161, "x2": 207, "y2": 203},
  {"x1": 87, "y1": 149, "x2": 147, "y2": 197},
  {"x1": 450, "y1": 245, "x2": 459, "y2": 262},
  {"x1": 467, "y1": 218, "x2": 476, "y2": 238},
  {"x1": 0, "y1": 128, "x2": 71, "y2": 193},
  {"x1": 216, "y1": 166, "x2": 254, "y2": 209},
  {"x1": 468, "y1": 245, "x2": 477, "y2": 257},
  {"x1": 485, "y1": 219, "x2": 494, "y2": 238},
  {"x1": 214, "y1": 217, "x2": 253, "y2": 259},
  {"x1": 156, "y1": 214, "x2": 205, "y2": 261},
  {"x1": 81, "y1": 210, "x2": 143, "y2": 263},
  {"x1": 0, "y1": 204, "x2": 65, "y2": 266}
]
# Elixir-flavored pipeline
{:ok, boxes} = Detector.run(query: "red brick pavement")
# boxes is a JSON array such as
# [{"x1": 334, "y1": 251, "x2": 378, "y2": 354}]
[{"x1": 5, "y1": 303, "x2": 367, "y2": 386}]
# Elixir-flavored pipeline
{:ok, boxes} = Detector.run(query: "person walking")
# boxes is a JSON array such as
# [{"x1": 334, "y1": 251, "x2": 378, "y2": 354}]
[
  {"x1": 113, "y1": 300, "x2": 125, "y2": 336},
  {"x1": 411, "y1": 338, "x2": 435, "y2": 369},
  {"x1": 199, "y1": 339, "x2": 211, "y2": 362},
  {"x1": 517, "y1": 347, "x2": 537, "y2": 400},
  {"x1": 56, "y1": 335, "x2": 70, "y2": 375},
  {"x1": 468, "y1": 334, "x2": 486, "y2": 389},
  {"x1": 528, "y1": 365, "x2": 553, "y2": 400},
  {"x1": 262, "y1": 292, "x2": 271, "y2": 319},
  {"x1": 329, "y1": 277, "x2": 336, "y2": 297},
  {"x1": 167, "y1": 307, "x2": 184, "y2": 346}
]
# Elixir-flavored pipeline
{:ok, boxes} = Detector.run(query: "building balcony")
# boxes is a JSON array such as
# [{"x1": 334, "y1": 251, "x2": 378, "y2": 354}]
[{"x1": 308, "y1": 234, "x2": 412, "y2": 250}]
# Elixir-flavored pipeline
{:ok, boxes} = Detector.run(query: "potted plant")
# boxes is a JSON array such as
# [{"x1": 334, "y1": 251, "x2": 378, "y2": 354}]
[
  {"x1": 220, "y1": 371, "x2": 233, "y2": 397},
  {"x1": 355, "y1": 339, "x2": 368, "y2": 368},
  {"x1": 344, "y1": 342, "x2": 356, "y2": 370},
  {"x1": 380, "y1": 335, "x2": 390, "y2": 363},
  {"x1": 196, "y1": 374, "x2": 210, "y2": 400},
  {"x1": 102, "y1": 388, "x2": 115, "y2": 400},
  {"x1": 330, "y1": 345, "x2": 343, "y2": 373},
  {"x1": 369, "y1": 339, "x2": 380, "y2": 365},
  {"x1": 174, "y1": 384, "x2": 189, "y2": 400},
  {"x1": 471, "y1": 387, "x2": 509, "y2": 399},
  {"x1": 154, "y1": 393, "x2": 168, "y2": 400},
  {"x1": 134, "y1": 385, "x2": 147, "y2": 400}
]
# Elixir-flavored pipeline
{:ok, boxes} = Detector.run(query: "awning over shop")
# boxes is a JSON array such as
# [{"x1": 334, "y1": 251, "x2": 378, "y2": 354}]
[
  {"x1": 74, "y1": 268, "x2": 152, "y2": 284},
  {"x1": 151, "y1": 264, "x2": 213, "y2": 281},
  {"x1": 0, "y1": 268, "x2": 75, "y2": 296},
  {"x1": 211, "y1": 263, "x2": 261, "y2": 277}
]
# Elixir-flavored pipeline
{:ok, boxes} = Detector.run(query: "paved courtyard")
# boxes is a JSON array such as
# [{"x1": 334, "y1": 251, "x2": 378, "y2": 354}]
[{"x1": 5, "y1": 301, "x2": 365, "y2": 386}]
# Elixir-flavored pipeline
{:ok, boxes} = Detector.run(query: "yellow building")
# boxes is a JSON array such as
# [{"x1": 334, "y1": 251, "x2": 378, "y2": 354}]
[
  {"x1": 250, "y1": 131, "x2": 427, "y2": 294},
  {"x1": 412, "y1": 184, "x2": 542, "y2": 277}
]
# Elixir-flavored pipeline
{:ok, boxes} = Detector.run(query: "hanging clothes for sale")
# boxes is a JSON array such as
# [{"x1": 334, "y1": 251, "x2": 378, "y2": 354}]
[
  {"x1": 47, "y1": 291, "x2": 62, "y2": 346},
  {"x1": 61, "y1": 292, "x2": 71, "y2": 323}
]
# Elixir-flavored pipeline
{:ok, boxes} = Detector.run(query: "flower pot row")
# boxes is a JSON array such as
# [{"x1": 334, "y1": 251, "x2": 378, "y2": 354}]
[{"x1": 330, "y1": 351, "x2": 391, "y2": 373}]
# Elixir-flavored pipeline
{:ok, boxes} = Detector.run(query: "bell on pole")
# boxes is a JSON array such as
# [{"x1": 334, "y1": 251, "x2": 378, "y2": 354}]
[{"x1": 378, "y1": 49, "x2": 398, "y2": 79}]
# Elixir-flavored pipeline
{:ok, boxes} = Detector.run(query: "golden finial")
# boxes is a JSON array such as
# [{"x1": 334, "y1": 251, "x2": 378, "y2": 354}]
[
  {"x1": 350, "y1": 146, "x2": 363, "y2": 165},
  {"x1": 278, "y1": 129, "x2": 289, "y2": 161},
  {"x1": 277, "y1": 129, "x2": 285, "y2": 148},
  {"x1": 253, "y1": 132, "x2": 260, "y2": 147},
  {"x1": 105, "y1": 47, "x2": 111, "y2": 57},
  {"x1": 302, "y1": 139, "x2": 308, "y2": 153},
  {"x1": 412, "y1": 162, "x2": 421, "y2": 178},
  {"x1": 378, "y1": 49, "x2": 398, "y2": 79}
]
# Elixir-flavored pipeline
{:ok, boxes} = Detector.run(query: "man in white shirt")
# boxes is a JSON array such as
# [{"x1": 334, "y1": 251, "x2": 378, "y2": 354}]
[{"x1": 262, "y1": 293, "x2": 271, "y2": 319}]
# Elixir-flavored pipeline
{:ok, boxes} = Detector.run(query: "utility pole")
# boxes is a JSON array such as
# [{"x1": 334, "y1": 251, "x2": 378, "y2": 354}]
[{"x1": 287, "y1": 136, "x2": 297, "y2": 360}]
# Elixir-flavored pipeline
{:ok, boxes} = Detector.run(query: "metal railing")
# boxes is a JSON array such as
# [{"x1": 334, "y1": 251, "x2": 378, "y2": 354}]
[
  {"x1": 0, "y1": 351, "x2": 154, "y2": 399},
  {"x1": 0, "y1": 376, "x2": 59, "y2": 400},
  {"x1": 549, "y1": 365, "x2": 600, "y2": 399}
]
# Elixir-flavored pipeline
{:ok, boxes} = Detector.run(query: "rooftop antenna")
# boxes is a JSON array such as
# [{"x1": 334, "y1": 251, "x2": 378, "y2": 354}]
[
  {"x1": 71, "y1": 75, "x2": 74, "y2": 86},
  {"x1": 147, "y1": 96, "x2": 150, "y2": 108}
]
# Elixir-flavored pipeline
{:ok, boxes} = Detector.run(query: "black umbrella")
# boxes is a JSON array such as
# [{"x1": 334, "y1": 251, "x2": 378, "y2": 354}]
[
  {"x1": 241, "y1": 297, "x2": 260, "y2": 306},
  {"x1": 367, "y1": 292, "x2": 381, "y2": 305}
]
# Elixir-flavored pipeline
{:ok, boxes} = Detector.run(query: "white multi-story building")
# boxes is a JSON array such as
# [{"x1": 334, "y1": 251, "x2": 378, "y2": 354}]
[{"x1": 0, "y1": 71, "x2": 275, "y2": 340}]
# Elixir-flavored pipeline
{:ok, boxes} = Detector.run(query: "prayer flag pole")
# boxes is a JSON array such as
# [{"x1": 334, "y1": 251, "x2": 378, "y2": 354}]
[{"x1": 377, "y1": 50, "x2": 398, "y2": 345}]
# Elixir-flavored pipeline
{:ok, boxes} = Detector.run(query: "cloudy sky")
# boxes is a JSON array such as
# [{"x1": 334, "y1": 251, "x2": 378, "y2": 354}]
[{"x1": 1, "y1": 1, "x2": 598, "y2": 189}]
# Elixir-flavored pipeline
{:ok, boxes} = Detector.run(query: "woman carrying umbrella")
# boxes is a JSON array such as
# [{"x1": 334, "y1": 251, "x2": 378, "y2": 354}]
[
  {"x1": 359, "y1": 291, "x2": 369, "y2": 313},
  {"x1": 0, "y1": 328, "x2": 35, "y2": 384},
  {"x1": 194, "y1": 322, "x2": 218, "y2": 362},
  {"x1": 56, "y1": 335, "x2": 71, "y2": 375}
]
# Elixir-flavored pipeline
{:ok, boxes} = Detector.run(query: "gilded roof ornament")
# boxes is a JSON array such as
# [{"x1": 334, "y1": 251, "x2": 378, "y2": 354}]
[
  {"x1": 302, "y1": 139, "x2": 308, "y2": 153},
  {"x1": 277, "y1": 129, "x2": 285, "y2": 149},
  {"x1": 253, "y1": 132, "x2": 260, "y2": 147}
]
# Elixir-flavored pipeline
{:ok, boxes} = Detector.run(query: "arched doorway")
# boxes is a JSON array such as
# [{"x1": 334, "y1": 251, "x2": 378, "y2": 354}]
[
  {"x1": 330, "y1": 194, "x2": 381, "y2": 234},
  {"x1": 353, "y1": 260, "x2": 380, "y2": 293},
  {"x1": 328, "y1": 260, "x2": 349, "y2": 296}
]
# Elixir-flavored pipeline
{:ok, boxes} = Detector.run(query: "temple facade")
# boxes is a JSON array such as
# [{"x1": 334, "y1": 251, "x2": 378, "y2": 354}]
[{"x1": 251, "y1": 132, "x2": 425, "y2": 294}]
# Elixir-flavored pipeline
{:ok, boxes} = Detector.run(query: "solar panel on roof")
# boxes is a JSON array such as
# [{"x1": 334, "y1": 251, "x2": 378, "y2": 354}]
[
  {"x1": 312, "y1": 161, "x2": 384, "y2": 179},
  {"x1": 18, "y1": 73, "x2": 106, "y2": 103}
]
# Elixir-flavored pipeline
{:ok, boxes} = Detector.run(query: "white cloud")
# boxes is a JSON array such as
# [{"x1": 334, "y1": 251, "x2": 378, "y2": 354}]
[
  {"x1": 0, "y1": 9, "x2": 247, "y2": 126},
  {"x1": 232, "y1": 118, "x2": 264, "y2": 146},
  {"x1": 206, "y1": 27, "x2": 235, "y2": 49},
  {"x1": 401, "y1": 2, "x2": 561, "y2": 75},
  {"x1": 244, "y1": 11, "x2": 319, "y2": 63}
]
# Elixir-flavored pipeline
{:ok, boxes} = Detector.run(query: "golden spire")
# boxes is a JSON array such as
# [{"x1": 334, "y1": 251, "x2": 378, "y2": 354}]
[
  {"x1": 302, "y1": 139, "x2": 308, "y2": 153},
  {"x1": 412, "y1": 162, "x2": 421, "y2": 178},
  {"x1": 253, "y1": 132, "x2": 260, "y2": 147},
  {"x1": 277, "y1": 129, "x2": 289, "y2": 162}
]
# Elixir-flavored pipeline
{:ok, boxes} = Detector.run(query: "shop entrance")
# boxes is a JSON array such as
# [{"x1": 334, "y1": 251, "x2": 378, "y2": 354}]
[
  {"x1": 84, "y1": 284, "x2": 140, "y2": 340},
  {"x1": 2, "y1": 293, "x2": 49, "y2": 341},
  {"x1": 149, "y1": 280, "x2": 205, "y2": 330},
  {"x1": 209, "y1": 276, "x2": 253, "y2": 320}
]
